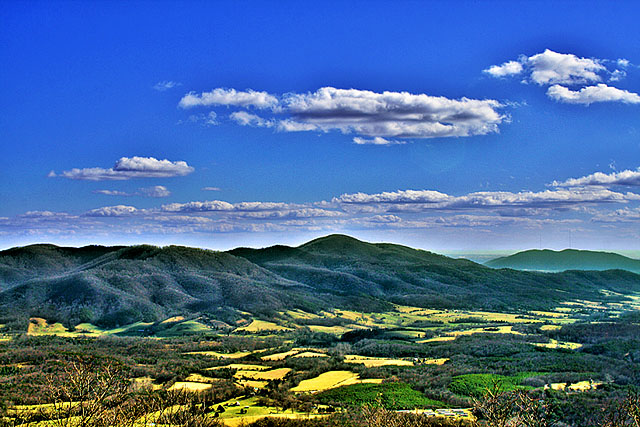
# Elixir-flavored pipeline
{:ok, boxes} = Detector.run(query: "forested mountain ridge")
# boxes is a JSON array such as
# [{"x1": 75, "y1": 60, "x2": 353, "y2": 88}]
[
  {"x1": 1, "y1": 235, "x2": 639, "y2": 330},
  {"x1": 486, "y1": 248, "x2": 640, "y2": 273}
]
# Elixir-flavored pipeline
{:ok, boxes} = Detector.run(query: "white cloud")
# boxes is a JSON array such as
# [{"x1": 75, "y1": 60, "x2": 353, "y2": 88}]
[
  {"x1": 334, "y1": 187, "x2": 640, "y2": 211},
  {"x1": 276, "y1": 119, "x2": 319, "y2": 132},
  {"x1": 177, "y1": 86, "x2": 505, "y2": 141},
  {"x1": 280, "y1": 87, "x2": 504, "y2": 139},
  {"x1": 336, "y1": 189, "x2": 452, "y2": 205},
  {"x1": 237, "y1": 208, "x2": 343, "y2": 220},
  {"x1": 93, "y1": 186, "x2": 171, "y2": 197},
  {"x1": 527, "y1": 49, "x2": 605, "y2": 86},
  {"x1": 609, "y1": 69, "x2": 626, "y2": 82},
  {"x1": 162, "y1": 200, "x2": 235, "y2": 212},
  {"x1": 617, "y1": 58, "x2": 630, "y2": 68},
  {"x1": 202, "y1": 186, "x2": 221, "y2": 191},
  {"x1": 486, "y1": 50, "x2": 607, "y2": 86},
  {"x1": 20, "y1": 211, "x2": 76, "y2": 220},
  {"x1": 230, "y1": 111, "x2": 274, "y2": 127},
  {"x1": 153, "y1": 81, "x2": 182, "y2": 91},
  {"x1": 546, "y1": 84, "x2": 640, "y2": 105},
  {"x1": 138, "y1": 185, "x2": 171, "y2": 198},
  {"x1": 483, "y1": 60, "x2": 524, "y2": 78},
  {"x1": 352, "y1": 137, "x2": 405, "y2": 145},
  {"x1": 84, "y1": 205, "x2": 139, "y2": 217},
  {"x1": 485, "y1": 50, "x2": 639, "y2": 106},
  {"x1": 56, "y1": 156, "x2": 194, "y2": 181},
  {"x1": 592, "y1": 207, "x2": 640, "y2": 223},
  {"x1": 178, "y1": 88, "x2": 278, "y2": 109},
  {"x1": 94, "y1": 190, "x2": 131, "y2": 196},
  {"x1": 553, "y1": 168, "x2": 640, "y2": 187}
]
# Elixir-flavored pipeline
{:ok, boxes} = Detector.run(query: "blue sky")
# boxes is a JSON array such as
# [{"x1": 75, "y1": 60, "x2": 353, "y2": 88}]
[{"x1": 2, "y1": 0, "x2": 640, "y2": 252}]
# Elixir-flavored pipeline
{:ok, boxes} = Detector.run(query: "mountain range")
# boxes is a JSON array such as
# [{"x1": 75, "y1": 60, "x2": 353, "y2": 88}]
[
  {"x1": 486, "y1": 249, "x2": 640, "y2": 273},
  {"x1": 1, "y1": 235, "x2": 639, "y2": 330}
]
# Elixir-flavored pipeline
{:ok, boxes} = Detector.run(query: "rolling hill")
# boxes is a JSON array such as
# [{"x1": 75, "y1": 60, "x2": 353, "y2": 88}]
[
  {"x1": 485, "y1": 249, "x2": 640, "y2": 273},
  {"x1": 1, "y1": 235, "x2": 640, "y2": 330}
]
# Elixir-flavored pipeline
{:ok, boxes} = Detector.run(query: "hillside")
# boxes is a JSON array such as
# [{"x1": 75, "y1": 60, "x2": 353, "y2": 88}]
[
  {"x1": 486, "y1": 249, "x2": 640, "y2": 273},
  {"x1": 229, "y1": 234, "x2": 640, "y2": 311},
  {"x1": 1, "y1": 235, "x2": 640, "y2": 330},
  {"x1": 0, "y1": 245, "x2": 316, "y2": 329}
]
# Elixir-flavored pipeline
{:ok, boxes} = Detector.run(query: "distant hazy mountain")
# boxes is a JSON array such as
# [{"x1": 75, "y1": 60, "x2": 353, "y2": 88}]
[
  {"x1": 1, "y1": 235, "x2": 639, "y2": 329},
  {"x1": 486, "y1": 249, "x2": 640, "y2": 273}
]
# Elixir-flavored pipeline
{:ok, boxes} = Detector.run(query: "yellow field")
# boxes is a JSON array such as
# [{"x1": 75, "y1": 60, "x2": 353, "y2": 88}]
[
  {"x1": 419, "y1": 336, "x2": 456, "y2": 343},
  {"x1": 236, "y1": 320, "x2": 292, "y2": 332},
  {"x1": 235, "y1": 368, "x2": 292, "y2": 381},
  {"x1": 217, "y1": 396, "x2": 325, "y2": 427},
  {"x1": 307, "y1": 325, "x2": 354, "y2": 334},
  {"x1": 161, "y1": 316, "x2": 185, "y2": 324},
  {"x1": 292, "y1": 351, "x2": 328, "y2": 358},
  {"x1": 207, "y1": 363, "x2": 269, "y2": 371},
  {"x1": 395, "y1": 305, "x2": 440, "y2": 315},
  {"x1": 540, "y1": 324, "x2": 562, "y2": 331},
  {"x1": 448, "y1": 325, "x2": 524, "y2": 337},
  {"x1": 186, "y1": 351, "x2": 252, "y2": 359},
  {"x1": 167, "y1": 381, "x2": 212, "y2": 392},
  {"x1": 185, "y1": 373, "x2": 222, "y2": 383},
  {"x1": 291, "y1": 371, "x2": 382, "y2": 393},
  {"x1": 27, "y1": 318, "x2": 74, "y2": 336},
  {"x1": 533, "y1": 339, "x2": 582, "y2": 350},
  {"x1": 531, "y1": 310, "x2": 568, "y2": 318},
  {"x1": 285, "y1": 310, "x2": 321, "y2": 320},
  {"x1": 344, "y1": 355, "x2": 413, "y2": 367},
  {"x1": 422, "y1": 358, "x2": 449, "y2": 365},
  {"x1": 261, "y1": 350, "x2": 299, "y2": 361}
]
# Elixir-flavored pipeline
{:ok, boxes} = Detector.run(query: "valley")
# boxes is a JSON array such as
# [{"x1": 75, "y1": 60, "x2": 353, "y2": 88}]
[{"x1": 1, "y1": 235, "x2": 640, "y2": 426}]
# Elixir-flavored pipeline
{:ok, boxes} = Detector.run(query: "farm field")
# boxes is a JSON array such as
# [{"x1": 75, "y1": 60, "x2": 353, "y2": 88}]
[{"x1": 291, "y1": 371, "x2": 384, "y2": 393}]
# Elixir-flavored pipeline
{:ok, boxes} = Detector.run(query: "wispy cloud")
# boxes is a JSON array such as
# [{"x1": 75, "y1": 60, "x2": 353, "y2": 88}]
[
  {"x1": 93, "y1": 189, "x2": 131, "y2": 196},
  {"x1": 84, "y1": 205, "x2": 140, "y2": 217},
  {"x1": 153, "y1": 81, "x2": 182, "y2": 91},
  {"x1": 352, "y1": 137, "x2": 405, "y2": 145},
  {"x1": 230, "y1": 111, "x2": 274, "y2": 127},
  {"x1": 202, "y1": 186, "x2": 221, "y2": 192},
  {"x1": 179, "y1": 88, "x2": 278, "y2": 109},
  {"x1": 181, "y1": 111, "x2": 218, "y2": 126},
  {"x1": 94, "y1": 186, "x2": 171, "y2": 198},
  {"x1": 138, "y1": 185, "x2": 171, "y2": 198},
  {"x1": 53, "y1": 156, "x2": 194, "y2": 181}
]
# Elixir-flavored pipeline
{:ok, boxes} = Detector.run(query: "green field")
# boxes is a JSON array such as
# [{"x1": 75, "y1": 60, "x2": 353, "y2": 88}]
[
  {"x1": 317, "y1": 382, "x2": 446, "y2": 410},
  {"x1": 449, "y1": 372, "x2": 543, "y2": 397}
]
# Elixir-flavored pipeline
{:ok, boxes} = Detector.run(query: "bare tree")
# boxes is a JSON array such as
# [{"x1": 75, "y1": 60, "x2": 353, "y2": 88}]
[{"x1": 44, "y1": 358, "x2": 129, "y2": 427}]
